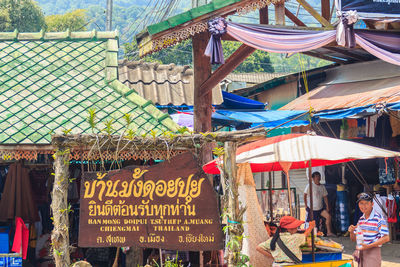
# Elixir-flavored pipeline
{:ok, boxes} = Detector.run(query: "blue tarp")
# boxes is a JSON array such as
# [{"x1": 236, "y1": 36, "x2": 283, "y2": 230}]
[
  {"x1": 313, "y1": 102, "x2": 400, "y2": 120},
  {"x1": 218, "y1": 91, "x2": 266, "y2": 110},
  {"x1": 214, "y1": 110, "x2": 310, "y2": 129}
]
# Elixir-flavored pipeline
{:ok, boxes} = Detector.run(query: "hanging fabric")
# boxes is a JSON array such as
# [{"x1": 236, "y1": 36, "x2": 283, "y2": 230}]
[
  {"x1": 205, "y1": 18, "x2": 400, "y2": 66},
  {"x1": 11, "y1": 217, "x2": 29, "y2": 259},
  {"x1": 387, "y1": 194, "x2": 397, "y2": 223},
  {"x1": 0, "y1": 162, "x2": 39, "y2": 222},
  {"x1": 378, "y1": 158, "x2": 396, "y2": 185}
]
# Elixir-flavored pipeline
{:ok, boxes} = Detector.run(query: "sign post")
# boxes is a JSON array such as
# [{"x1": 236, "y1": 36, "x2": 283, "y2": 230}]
[{"x1": 78, "y1": 152, "x2": 223, "y2": 251}]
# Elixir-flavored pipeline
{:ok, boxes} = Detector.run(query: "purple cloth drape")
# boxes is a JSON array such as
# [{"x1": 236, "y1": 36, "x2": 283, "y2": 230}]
[
  {"x1": 205, "y1": 35, "x2": 225, "y2": 64},
  {"x1": 204, "y1": 21, "x2": 400, "y2": 66},
  {"x1": 355, "y1": 33, "x2": 400, "y2": 66},
  {"x1": 226, "y1": 22, "x2": 336, "y2": 53}
]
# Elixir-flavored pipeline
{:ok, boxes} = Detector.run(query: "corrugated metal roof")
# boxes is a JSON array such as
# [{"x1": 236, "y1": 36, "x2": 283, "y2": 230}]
[
  {"x1": 226, "y1": 72, "x2": 288, "y2": 84},
  {"x1": 119, "y1": 60, "x2": 223, "y2": 106},
  {"x1": 280, "y1": 76, "x2": 400, "y2": 111}
]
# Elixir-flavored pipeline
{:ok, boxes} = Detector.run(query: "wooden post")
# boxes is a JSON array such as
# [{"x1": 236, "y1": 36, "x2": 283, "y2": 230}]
[
  {"x1": 51, "y1": 147, "x2": 71, "y2": 267},
  {"x1": 193, "y1": 31, "x2": 213, "y2": 170},
  {"x1": 275, "y1": 2, "x2": 285, "y2": 25},
  {"x1": 223, "y1": 141, "x2": 239, "y2": 267},
  {"x1": 259, "y1": 6, "x2": 269, "y2": 24},
  {"x1": 308, "y1": 160, "x2": 315, "y2": 262},
  {"x1": 321, "y1": 0, "x2": 330, "y2": 22}
]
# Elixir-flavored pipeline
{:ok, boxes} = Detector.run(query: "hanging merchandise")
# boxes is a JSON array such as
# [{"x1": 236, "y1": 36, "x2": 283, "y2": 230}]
[
  {"x1": 387, "y1": 194, "x2": 397, "y2": 223},
  {"x1": 357, "y1": 118, "x2": 367, "y2": 138},
  {"x1": 366, "y1": 115, "x2": 378, "y2": 138},
  {"x1": 340, "y1": 119, "x2": 360, "y2": 139},
  {"x1": 390, "y1": 111, "x2": 400, "y2": 137},
  {"x1": 335, "y1": 185, "x2": 350, "y2": 233},
  {"x1": 0, "y1": 163, "x2": 39, "y2": 222},
  {"x1": 373, "y1": 192, "x2": 388, "y2": 219},
  {"x1": 375, "y1": 115, "x2": 393, "y2": 147},
  {"x1": 11, "y1": 217, "x2": 29, "y2": 259},
  {"x1": 378, "y1": 158, "x2": 396, "y2": 185}
]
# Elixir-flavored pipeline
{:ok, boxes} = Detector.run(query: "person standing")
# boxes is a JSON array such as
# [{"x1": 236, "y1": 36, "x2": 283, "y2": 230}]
[
  {"x1": 348, "y1": 193, "x2": 389, "y2": 267},
  {"x1": 304, "y1": 171, "x2": 334, "y2": 236}
]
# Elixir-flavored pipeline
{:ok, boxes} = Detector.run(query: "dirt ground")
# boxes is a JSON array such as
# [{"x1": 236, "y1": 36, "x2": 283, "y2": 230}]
[{"x1": 331, "y1": 236, "x2": 400, "y2": 266}]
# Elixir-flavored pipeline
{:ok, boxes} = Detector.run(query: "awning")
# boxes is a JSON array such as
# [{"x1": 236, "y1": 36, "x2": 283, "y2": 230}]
[
  {"x1": 171, "y1": 109, "x2": 310, "y2": 129},
  {"x1": 281, "y1": 76, "x2": 400, "y2": 113},
  {"x1": 214, "y1": 110, "x2": 309, "y2": 129}
]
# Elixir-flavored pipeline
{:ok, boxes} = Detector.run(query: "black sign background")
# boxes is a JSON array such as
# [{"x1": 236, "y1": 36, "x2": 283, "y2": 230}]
[{"x1": 341, "y1": 0, "x2": 400, "y2": 16}]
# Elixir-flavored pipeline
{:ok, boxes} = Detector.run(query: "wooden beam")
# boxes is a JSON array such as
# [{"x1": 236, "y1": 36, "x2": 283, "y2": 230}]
[
  {"x1": 285, "y1": 8, "x2": 306, "y2": 26},
  {"x1": 200, "y1": 44, "x2": 255, "y2": 98},
  {"x1": 302, "y1": 51, "x2": 349, "y2": 64},
  {"x1": 52, "y1": 128, "x2": 268, "y2": 149},
  {"x1": 325, "y1": 47, "x2": 372, "y2": 61},
  {"x1": 259, "y1": 6, "x2": 269, "y2": 24},
  {"x1": 321, "y1": 0, "x2": 330, "y2": 21},
  {"x1": 296, "y1": 0, "x2": 332, "y2": 27},
  {"x1": 275, "y1": 3, "x2": 285, "y2": 25}
]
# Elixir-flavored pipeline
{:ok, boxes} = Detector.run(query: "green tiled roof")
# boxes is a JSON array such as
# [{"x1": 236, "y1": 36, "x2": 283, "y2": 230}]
[
  {"x1": 0, "y1": 30, "x2": 179, "y2": 144},
  {"x1": 146, "y1": 0, "x2": 240, "y2": 36}
]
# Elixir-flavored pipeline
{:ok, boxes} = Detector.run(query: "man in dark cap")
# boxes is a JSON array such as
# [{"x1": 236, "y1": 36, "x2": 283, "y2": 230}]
[{"x1": 348, "y1": 193, "x2": 389, "y2": 267}]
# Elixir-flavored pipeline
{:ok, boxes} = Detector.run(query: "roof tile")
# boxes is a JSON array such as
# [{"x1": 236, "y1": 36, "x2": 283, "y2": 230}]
[{"x1": 0, "y1": 31, "x2": 179, "y2": 144}]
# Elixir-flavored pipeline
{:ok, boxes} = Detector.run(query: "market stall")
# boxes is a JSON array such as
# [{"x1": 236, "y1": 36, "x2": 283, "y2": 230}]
[{"x1": 204, "y1": 133, "x2": 400, "y2": 264}]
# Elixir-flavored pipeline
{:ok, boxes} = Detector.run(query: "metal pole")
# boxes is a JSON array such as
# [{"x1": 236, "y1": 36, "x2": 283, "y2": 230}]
[
  {"x1": 106, "y1": 0, "x2": 113, "y2": 31},
  {"x1": 308, "y1": 160, "x2": 315, "y2": 262},
  {"x1": 269, "y1": 172, "x2": 273, "y2": 221}
]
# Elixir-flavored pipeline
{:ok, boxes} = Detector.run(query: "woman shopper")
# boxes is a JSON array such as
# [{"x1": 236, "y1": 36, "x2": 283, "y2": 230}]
[
  {"x1": 256, "y1": 216, "x2": 315, "y2": 266},
  {"x1": 348, "y1": 193, "x2": 389, "y2": 267}
]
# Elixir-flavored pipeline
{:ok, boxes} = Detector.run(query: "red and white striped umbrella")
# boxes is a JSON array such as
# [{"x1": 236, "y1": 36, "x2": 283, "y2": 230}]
[{"x1": 203, "y1": 133, "x2": 400, "y2": 174}]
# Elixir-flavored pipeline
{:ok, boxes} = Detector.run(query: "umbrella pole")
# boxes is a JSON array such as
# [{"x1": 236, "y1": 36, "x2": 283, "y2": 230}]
[
  {"x1": 269, "y1": 172, "x2": 273, "y2": 221},
  {"x1": 285, "y1": 171, "x2": 293, "y2": 217},
  {"x1": 308, "y1": 160, "x2": 315, "y2": 262}
]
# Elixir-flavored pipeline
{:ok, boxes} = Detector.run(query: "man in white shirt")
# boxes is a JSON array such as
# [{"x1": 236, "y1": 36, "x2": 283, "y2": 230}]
[{"x1": 304, "y1": 171, "x2": 334, "y2": 236}]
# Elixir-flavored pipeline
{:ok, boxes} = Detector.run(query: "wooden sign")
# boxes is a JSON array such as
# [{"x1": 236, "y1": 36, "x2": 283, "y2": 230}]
[{"x1": 78, "y1": 152, "x2": 223, "y2": 251}]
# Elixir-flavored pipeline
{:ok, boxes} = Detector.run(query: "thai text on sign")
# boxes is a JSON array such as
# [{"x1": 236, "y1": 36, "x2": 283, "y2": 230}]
[{"x1": 78, "y1": 152, "x2": 223, "y2": 250}]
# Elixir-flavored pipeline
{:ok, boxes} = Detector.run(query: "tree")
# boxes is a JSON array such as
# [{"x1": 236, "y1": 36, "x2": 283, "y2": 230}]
[
  {"x1": 0, "y1": 0, "x2": 45, "y2": 32},
  {"x1": 45, "y1": 9, "x2": 87, "y2": 31},
  {"x1": 221, "y1": 41, "x2": 274, "y2": 73}
]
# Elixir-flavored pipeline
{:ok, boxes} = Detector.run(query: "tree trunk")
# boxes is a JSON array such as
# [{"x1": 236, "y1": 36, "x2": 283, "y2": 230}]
[
  {"x1": 51, "y1": 148, "x2": 71, "y2": 267},
  {"x1": 125, "y1": 246, "x2": 143, "y2": 267}
]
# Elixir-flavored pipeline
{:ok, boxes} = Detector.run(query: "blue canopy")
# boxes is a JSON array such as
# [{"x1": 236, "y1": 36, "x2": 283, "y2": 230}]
[
  {"x1": 313, "y1": 102, "x2": 400, "y2": 120},
  {"x1": 218, "y1": 91, "x2": 266, "y2": 110},
  {"x1": 214, "y1": 110, "x2": 310, "y2": 129}
]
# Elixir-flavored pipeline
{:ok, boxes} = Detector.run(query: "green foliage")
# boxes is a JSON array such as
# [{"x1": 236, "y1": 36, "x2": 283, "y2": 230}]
[
  {"x1": 212, "y1": 146, "x2": 224, "y2": 157},
  {"x1": 103, "y1": 119, "x2": 114, "y2": 135},
  {"x1": 87, "y1": 108, "x2": 96, "y2": 132},
  {"x1": 154, "y1": 251, "x2": 183, "y2": 267},
  {"x1": 45, "y1": 9, "x2": 87, "y2": 31},
  {"x1": 0, "y1": 0, "x2": 45, "y2": 32},
  {"x1": 221, "y1": 41, "x2": 274, "y2": 73}
]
